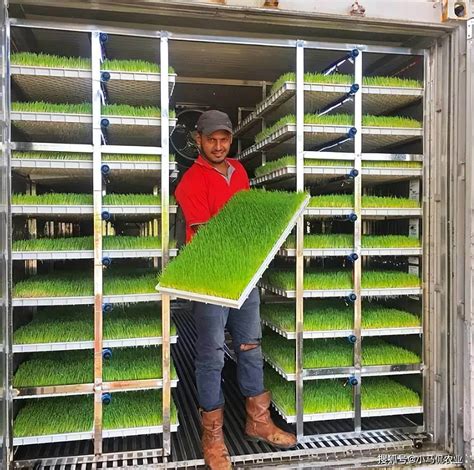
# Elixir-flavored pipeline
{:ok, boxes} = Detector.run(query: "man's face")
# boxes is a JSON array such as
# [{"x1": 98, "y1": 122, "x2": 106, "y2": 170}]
[{"x1": 196, "y1": 129, "x2": 232, "y2": 165}]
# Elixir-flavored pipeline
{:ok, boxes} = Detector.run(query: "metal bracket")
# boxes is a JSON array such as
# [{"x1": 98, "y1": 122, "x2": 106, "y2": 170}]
[{"x1": 468, "y1": 18, "x2": 473, "y2": 40}]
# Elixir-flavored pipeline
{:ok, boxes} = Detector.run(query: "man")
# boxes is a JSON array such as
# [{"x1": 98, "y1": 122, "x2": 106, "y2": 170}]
[{"x1": 175, "y1": 110, "x2": 297, "y2": 470}]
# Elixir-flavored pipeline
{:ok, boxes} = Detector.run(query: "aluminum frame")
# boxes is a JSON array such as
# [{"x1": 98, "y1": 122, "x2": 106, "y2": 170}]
[{"x1": 0, "y1": 1, "x2": 10, "y2": 467}]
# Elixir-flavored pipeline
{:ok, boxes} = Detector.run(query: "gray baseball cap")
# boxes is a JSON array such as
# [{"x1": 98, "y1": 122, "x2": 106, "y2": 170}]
[{"x1": 196, "y1": 110, "x2": 233, "y2": 135}]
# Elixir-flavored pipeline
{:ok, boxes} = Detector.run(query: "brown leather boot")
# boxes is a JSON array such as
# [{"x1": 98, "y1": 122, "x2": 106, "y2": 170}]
[
  {"x1": 245, "y1": 391, "x2": 297, "y2": 449},
  {"x1": 201, "y1": 408, "x2": 232, "y2": 470}
]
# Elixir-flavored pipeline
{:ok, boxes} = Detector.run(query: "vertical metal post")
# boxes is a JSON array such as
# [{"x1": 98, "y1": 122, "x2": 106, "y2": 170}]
[
  {"x1": 0, "y1": 3, "x2": 11, "y2": 466},
  {"x1": 26, "y1": 182, "x2": 37, "y2": 276},
  {"x1": 91, "y1": 30, "x2": 104, "y2": 457},
  {"x1": 353, "y1": 48, "x2": 363, "y2": 434},
  {"x1": 464, "y1": 19, "x2": 474, "y2": 467},
  {"x1": 408, "y1": 179, "x2": 421, "y2": 276},
  {"x1": 295, "y1": 39, "x2": 305, "y2": 440},
  {"x1": 160, "y1": 32, "x2": 172, "y2": 458}
]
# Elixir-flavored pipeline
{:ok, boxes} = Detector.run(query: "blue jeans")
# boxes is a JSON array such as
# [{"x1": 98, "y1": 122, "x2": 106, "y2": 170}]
[{"x1": 193, "y1": 287, "x2": 265, "y2": 411}]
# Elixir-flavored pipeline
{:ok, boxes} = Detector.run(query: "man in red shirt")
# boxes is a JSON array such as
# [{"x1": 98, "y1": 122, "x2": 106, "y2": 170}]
[{"x1": 175, "y1": 111, "x2": 296, "y2": 470}]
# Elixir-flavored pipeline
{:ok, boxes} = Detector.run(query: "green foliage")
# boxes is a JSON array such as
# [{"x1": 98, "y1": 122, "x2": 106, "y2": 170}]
[
  {"x1": 361, "y1": 195, "x2": 420, "y2": 208},
  {"x1": 103, "y1": 390, "x2": 178, "y2": 429},
  {"x1": 14, "y1": 395, "x2": 93, "y2": 437},
  {"x1": 12, "y1": 269, "x2": 160, "y2": 298},
  {"x1": 255, "y1": 114, "x2": 421, "y2": 143},
  {"x1": 159, "y1": 190, "x2": 307, "y2": 299},
  {"x1": 265, "y1": 367, "x2": 352, "y2": 415},
  {"x1": 263, "y1": 269, "x2": 420, "y2": 290},
  {"x1": 11, "y1": 52, "x2": 91, "y2": 69},
  {"x1": 11, "y1": 53, "x2": 175, "y2": 73},
  {"x1": 264, "y1": 329, "x2": 425, "y2": 371},
  {"x1": 14, "y1": 391, "x2": 177, "y2": 437},
  {"x1": 261, "y1": 300, "x2": 420, "y2": 332},
  {"x1": 264, "y1": 269, "x2": 352, "y2": 290},
  {"x1": 13, "y1": 304, "x2": 176, "y2": 345},
  {"x1": 283, "y1": 234, "x2": 420, "y2": 249},
  {"x1": 283, "y1": 234, "x2": 353, "y2": 249},
  {"x1": 11, "y1": 152, "x2": 175, "y2": 162},
  {"x1": 263, "y1": 330, "x2": 353, "y2": 373},
  {"x1": 12, "y1": 102, "x2": 93, "y2": 114},
  {"x1": 265, "y1": 367, "x2": 421, "y2": 415},
  {"x1": 12, "y1": 102, "x2": 175, "y2": 118},
  {"x1": 13, "y1": 347, "x2": 176, "y2": 387},
  {"x1": 307, "y1": 194, "x2": 420, "y2": 208},
  {"x1": 270, "y1": 71, "x2": 421, "y2": 94},
  {"x1": 12, "y1": 193, "x2": 169, "y2": 206},
  {"x1": 12, "y1": 236, "x2": 175, "y2": 252},
  {"x1": 253, "y1": 155, "x2": 421, "y2": 177}
]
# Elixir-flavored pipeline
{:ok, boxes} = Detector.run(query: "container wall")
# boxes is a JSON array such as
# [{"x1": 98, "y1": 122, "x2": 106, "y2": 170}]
[{"x1": 0, "y1": 0, "x2": 10, "y2": 467}]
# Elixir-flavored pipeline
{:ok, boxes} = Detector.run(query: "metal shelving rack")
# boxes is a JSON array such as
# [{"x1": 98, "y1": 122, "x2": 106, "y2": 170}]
[
  {"x1": 237, "y1": 43, "x2": 424, "y2": 442},
  {"x1": 9, "y1": 26, "x2": 179, "y2": 460}
]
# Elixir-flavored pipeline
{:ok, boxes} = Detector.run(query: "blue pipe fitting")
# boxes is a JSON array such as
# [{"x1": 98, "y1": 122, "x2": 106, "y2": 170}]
[
  {"x1": 101, "y1": 71, "x2": 111, "y2": 82},
  {"x1": 102, "y1": 303, "x2": 113, "y2": 314},
  {"x1": 101, "y1": 210, "x2": 111, "y2": 221},
  {"x1": 102, "y1": 256, "x2": 112, "y2": 267},
  {"x1": 347, "y1": 212, "x2": 358, "y2": 222},
  {"x1": 350, "y1": 49, "x2": 360, "y2": 59},
  {"x1": 350, "y1": 83, "x2": 360, "y2": 94},
  {"x1": 101, "y1": 164, "x2": 111, "y2": 175},
  {"x1": 348, "y1": 168, "x2": 359, "y2": 179},
  {"x1": 99, "y1": 32, "x2": 108, "y2": 43},
  {"x1": 347, "y1": 127, "x2": 357, "y2": 138},
  {"x1": 102, "y1": 393, "x2": 112, "y2": 405},
  {"x1": 101, "y1": 118, "x2": 110, "y2": 128},
  {"x1": 346, "y1": 252, "x2": 359, "y2": 263},
  {"x1": 348, "y1": 376, "x2": 358, "y2": 386},
  {"x1": 346, "y1": 293, "x2": 357, "y2": 303},
  {"x1": 102, "y1": 348, "x2": 112, "y2": 360},
  {"x1": 347, "y1": 334, "x2": 357, "y2": 344}
]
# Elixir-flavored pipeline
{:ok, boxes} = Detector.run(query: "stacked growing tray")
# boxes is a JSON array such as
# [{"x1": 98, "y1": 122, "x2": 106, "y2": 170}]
[
  {"x1": 236, "y1": 52, "x2": 424, "y2": 432},
  {"x1": 10, "y1": 33, "x2": 179, "y2": 451}
]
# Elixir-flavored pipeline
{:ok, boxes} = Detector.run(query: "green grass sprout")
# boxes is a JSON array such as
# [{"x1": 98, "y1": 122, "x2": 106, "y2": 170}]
[
  {"x1": 12, "y1": 102, "x2": 175, "y2": 118},
  {"x1": 254, "y1": 155, "x2": 421, "y2": 177},
  {"x1": 282, "y1": 234, "x2": 420, "y2": 249},
  {"x1": 159, "y1": 190, "x2": 307, "y2": 300},
  {"x1": 307, "y1": 194, "x2": 420, "y2": 208},
  {"x1": 261, "y1": 300, "x2": 420, "y2": 333},
  {"x1": 265, "y1": 367, "x2": 421, "y2": 415},
  {"x1": 270, "y1": 72, "x2": 422, "y2": 95},
  {"x1": 13, "y1": 347, "x2": 176, "y2": 387},
  {"x1": 12, "y1": 236, "x2": 176, "y2": 252},
  {"x1": 13, "y1": 304, "x2": 176, "y2": 345},
  {"x1": 255, "y1": 114, "x2": 421, "y2": 143},
  {"x1": 11, "y1": 53, "x2": 175, "y2": 73},
  {"x1": 263, "y1": 269, "x2": 420, "y2": 290},
  {"x1": 12, "y1": 269, "x2": 161, "y2": 298}
]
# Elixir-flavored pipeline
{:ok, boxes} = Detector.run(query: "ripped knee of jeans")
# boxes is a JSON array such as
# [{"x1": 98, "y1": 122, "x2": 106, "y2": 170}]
[{"x1": 240, "y1": 341, "x2": 260, "y2": 352}]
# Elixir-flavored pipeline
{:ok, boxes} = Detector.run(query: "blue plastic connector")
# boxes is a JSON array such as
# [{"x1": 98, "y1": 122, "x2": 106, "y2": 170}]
[
  {"x1": 101, "y1": 118, "x2": 110, "y2": 128},
  {"x1": 99, "y1": 33, "x2": 108, "y2": 43},
  {"x1": 101, "y1": 164, "x2": 110, "y2": 175},
  {"x1": 102, "y1": 348, "x2": 112, "y2": 360},
  {"x1": 347, "y1": 334, "x2": 357, "y2": 344},
  {"x1": 101, "y1": 210, "x2": 111, "y2": 221},
  {"x1": 347, "y1": 213, "x2": 358, "y2": 222},
  {"x1": 102, "y1": 393, "x2": 112, "y2": 405},
  {"x1": 102, "y1": 303, "x2": 113, "y2": 314},
  {"x1": 102, "y1": 256, "x2": 112, "y2": 267},
  {"x1": 101, "y1": 71, "x2": 111, "y2": 82},
  {"x1": 346, "y1": 293, "x2": 357, "y2": 303}
]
